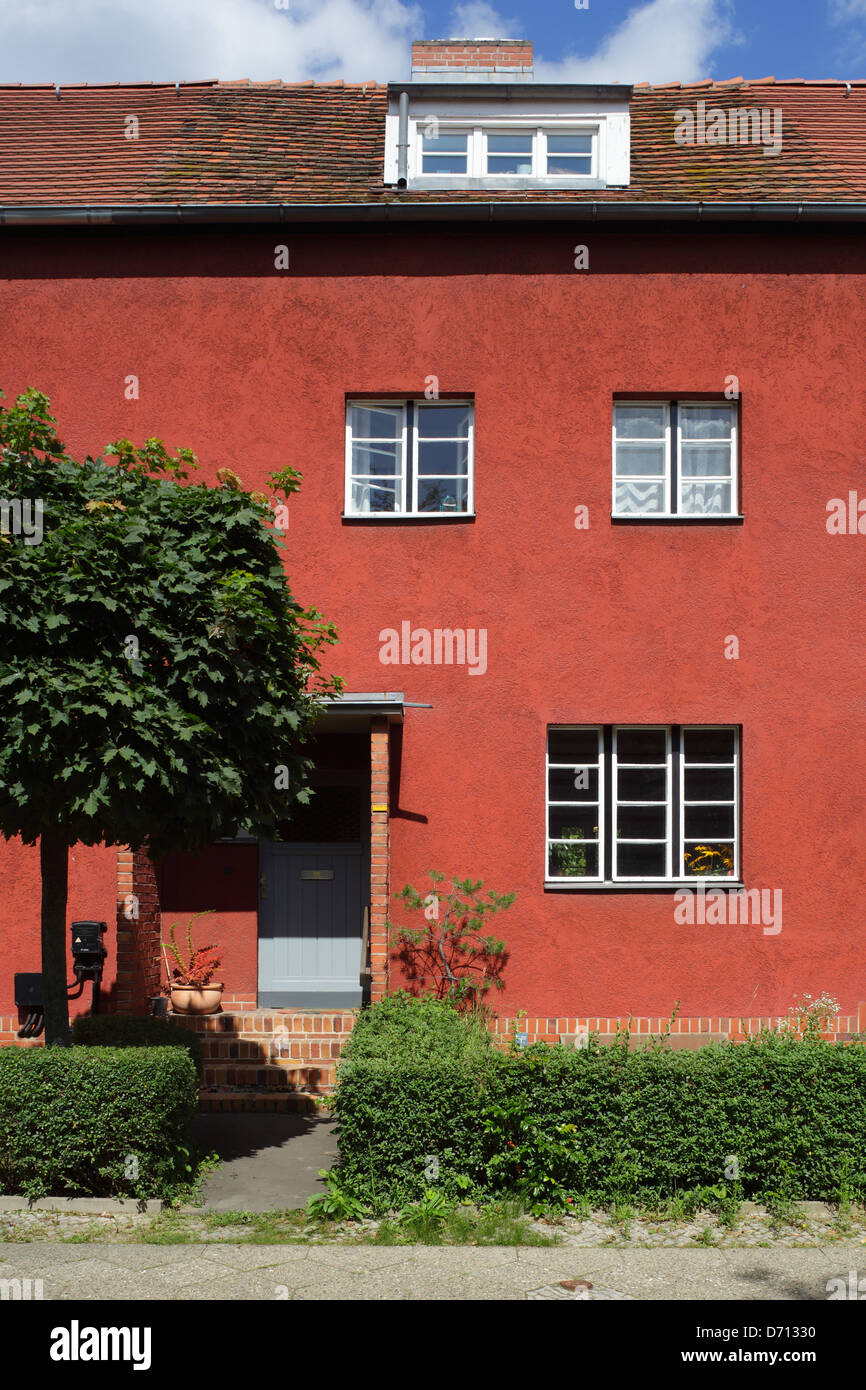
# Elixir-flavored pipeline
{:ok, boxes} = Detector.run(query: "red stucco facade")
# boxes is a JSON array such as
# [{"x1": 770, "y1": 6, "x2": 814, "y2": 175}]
[{"x1": 1, "y1": 218, "x2": 864, "y2": 1023}]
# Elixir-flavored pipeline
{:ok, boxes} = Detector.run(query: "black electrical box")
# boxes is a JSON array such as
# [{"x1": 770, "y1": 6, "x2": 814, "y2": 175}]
[
  {"x1": 14, "y1": 973, "x2": 42, "y2": 1008},
  {"x1": 71, "y1": 922, "x2": 108, "y2": 978},
  {"x1": 71, "y1": 920, "x2": 107, "y2": 962}
]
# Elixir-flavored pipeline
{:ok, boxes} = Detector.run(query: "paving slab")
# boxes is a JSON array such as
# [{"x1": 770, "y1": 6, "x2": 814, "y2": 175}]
[{"x1": 2, "y1": 1242, "x2": 863, "y2": 1301}]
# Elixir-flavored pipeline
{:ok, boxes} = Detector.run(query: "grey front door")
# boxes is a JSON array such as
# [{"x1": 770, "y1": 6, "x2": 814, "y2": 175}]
[{"x1": 258, "y1": 843, "x2": 364, "y2": 1007}]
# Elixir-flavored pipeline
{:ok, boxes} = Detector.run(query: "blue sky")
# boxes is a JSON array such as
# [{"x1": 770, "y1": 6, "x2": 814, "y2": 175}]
[
  {"x1": 0, "y1": 0, "x2": 863, "y2": 86},
  {"x1": 456, "y1": 0, "x2": 861, "y2": 81}
]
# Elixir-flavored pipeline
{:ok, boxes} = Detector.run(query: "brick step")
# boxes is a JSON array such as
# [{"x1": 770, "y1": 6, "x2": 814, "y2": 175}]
[
  {"x1": 199, "y1": 1087, "x2": 330, "y2": 1114},
  {"x1": 196, "y1": 1036, "x2": 344, "y2": 1059},
  {"x1": 202, "y1": 1059, "x2": 337, "y2": 1091},
  {"x1": 168, "y1": 1008, "x2": 357, "y2": 1039}
]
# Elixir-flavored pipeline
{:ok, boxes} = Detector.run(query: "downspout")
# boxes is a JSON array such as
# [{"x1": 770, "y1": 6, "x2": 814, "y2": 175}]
[{"x1": 396, "y1": 90, "x2": 409, "y2": 189}]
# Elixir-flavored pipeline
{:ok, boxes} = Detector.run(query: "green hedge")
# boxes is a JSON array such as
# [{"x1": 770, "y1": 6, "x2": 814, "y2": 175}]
[
  {"x1": 72, "y1": 1014, "x2": 204, "y2": 1080},
  {"x1": 0, "y1": 1046, "x2": 199, "y2": 1200},
  {"x1": 340, "y1": 992, "x2": 492, "y2": 1066},
  {"x1": 334, "y1": 1032, "x2": 866, "y2": 1210}
]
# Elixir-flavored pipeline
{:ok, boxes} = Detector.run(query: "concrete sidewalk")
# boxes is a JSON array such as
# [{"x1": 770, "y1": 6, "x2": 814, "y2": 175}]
[{"x1": 1, "y1": 1242, "x2": 862, "y2": 1300}]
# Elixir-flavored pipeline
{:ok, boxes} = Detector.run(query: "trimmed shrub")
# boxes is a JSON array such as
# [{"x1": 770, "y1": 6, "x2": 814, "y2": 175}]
[
  {"x1": 334, "y1": 1023, "x2": 866, "y2": 1210},
  {"x1": 340, "y1": 991, "x2": 492, "y2": 1067},
  {"x1": 0, "y1": 1045, "x2": 198, "y2": 1200},
  {"x1": 72, "y1": 1013, "x2": 204, "y2": 1080}
]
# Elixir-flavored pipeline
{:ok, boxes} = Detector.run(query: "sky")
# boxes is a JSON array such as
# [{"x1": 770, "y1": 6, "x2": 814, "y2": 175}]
[{"x1": 0, "y1": 0, "x2": 864, "y2": 87}]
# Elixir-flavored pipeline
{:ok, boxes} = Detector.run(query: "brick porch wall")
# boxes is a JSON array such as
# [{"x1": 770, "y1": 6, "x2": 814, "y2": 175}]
[
  {"x1": 370, "y1": 717, "x2": 390, "y2": 1002},
  {"x1": 114, "y1": 847, "x2": 161, "y2": 1015}
]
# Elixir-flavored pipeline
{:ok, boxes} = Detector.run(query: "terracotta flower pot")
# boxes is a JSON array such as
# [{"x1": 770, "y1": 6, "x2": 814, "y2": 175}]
[{"x1": 170, "y1": 982, "x2": 224, "y2": 1015}]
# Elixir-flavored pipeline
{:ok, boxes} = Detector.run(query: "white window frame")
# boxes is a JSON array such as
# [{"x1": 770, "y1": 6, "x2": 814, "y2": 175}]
[
  {"x1": 419, "y1": 125, "x2": 473, "y2": 176},
  {"x1": 612, "y1": 725, "x2": 672, "y2": 882},
  {"x1": 612, "y1": 399, "x2": 738, "y2": 519},
  {"x1": 538, "y1": 128, "x2": 596, "y2": 178},
  {"x1": 411, "y1": 119, "x2": 600, "y2": 183},
  {"x1": 482, "y1": 127, "x2": 537, "y2": 178},
  {"x1": 344, "y1": 401, "x2": 408, "y2": 517},
  {"x1": 679, "y1": 725, "x2": 739, "y2": 881},
  {"x1": 545, "y1": 725, "x2": 740, "y2": 886},
  {"x1": 611, "y1": 401, "x2": 672, "y2": 517},
  {"x1": 545, "y1": 726, "x2": 604, "y2": 884},
  {"x1": 345, "y1": 400, "x2": 474, "y2": 519},
  {"x1": 409, "y1": 404, "x2": 474, "y2": 516},
  {"x1": 676, "y1": 402, "x2": 738, "y2": 518}
]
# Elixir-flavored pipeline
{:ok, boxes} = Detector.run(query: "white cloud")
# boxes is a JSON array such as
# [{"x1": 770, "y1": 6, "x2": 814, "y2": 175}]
[
  {"x1": 0, "y1": 0, "x2": 422, "y2": 85},
  {"x1": 447, "y1": 2, "x2": 519, "y2": 38},
  {"x1": 831, "y1": 0, "x2": 866, "y2": 19},
  {"x1": 0, "y1": 0, "x2": 736, "y2": 87},
  {"x1": 535, "y1": 0, "x2": 733, "y2": 83},
  {"x1": 456, "y1": 0, "x2": 734, "y2": 85}
]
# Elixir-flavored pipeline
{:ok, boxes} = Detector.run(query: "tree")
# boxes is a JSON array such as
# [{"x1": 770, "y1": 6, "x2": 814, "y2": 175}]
[
  {"x1": 388, "y1": 872, "x2": 514, "y2": 1007},
  {"x1": 0, "y1": 389, "x2": 340, "y2": 1044}
]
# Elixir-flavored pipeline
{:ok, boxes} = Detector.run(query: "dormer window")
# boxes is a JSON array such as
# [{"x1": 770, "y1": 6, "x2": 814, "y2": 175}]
[
  {"x1": 546, "y1": 132, "x2": 593, "y2": 176},
  {"x1": 411, "y1": 121, "x2": 600, "y2": 183},
  {"x1": 421, "y1": 131, "x2": 469, "y2": 174},
  {"x1": 486, "y1": 131, "x2": 533, "y2": 175},
  {"x1": 385, "y1": 81, "x2": 630, "y2": 191}
]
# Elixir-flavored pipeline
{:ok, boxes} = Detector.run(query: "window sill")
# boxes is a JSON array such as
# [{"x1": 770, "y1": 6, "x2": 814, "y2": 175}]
[
  {"x1": 545, "y1": 880, "x2": 745, "y2": 893},
  {"x1": 341, "y1": 512, "x2": 476, "y2": 524},
  {"x1": 611, "y1": 514, "x2": 744, "y2": 525},
  {"x1": 406, "y1": 176, "x2": 608, "y2": 192}
]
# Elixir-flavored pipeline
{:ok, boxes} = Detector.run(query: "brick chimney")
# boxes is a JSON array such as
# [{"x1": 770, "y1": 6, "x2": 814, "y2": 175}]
[{"x1": 411, "y1": 38, "x2": 534, "y2": 83}]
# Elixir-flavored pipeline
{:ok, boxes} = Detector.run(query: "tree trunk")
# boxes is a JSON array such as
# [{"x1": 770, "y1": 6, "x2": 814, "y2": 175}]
[{"x1": 40, "y1": 828, "x2": 70, "y2": 1046}]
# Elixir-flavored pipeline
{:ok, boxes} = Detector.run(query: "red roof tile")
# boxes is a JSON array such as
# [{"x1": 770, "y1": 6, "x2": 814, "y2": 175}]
[{"x1": 0, "y1": 78, "x2": 864, "y2": 206}]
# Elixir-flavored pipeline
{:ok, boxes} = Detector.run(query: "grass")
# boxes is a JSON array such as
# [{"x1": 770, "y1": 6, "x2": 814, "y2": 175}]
[
  {"x1": 611, "y1": 1201, "x2": 635, "y2": 1237},
  {"x1": 693, "y1": 1225, "x2": 717, "y2": 1246},
  {"x1": 137, "y1": 1209, "x2": 315, "y2": 1245},
  {"x1": 1, "y1": 1196, "x2": 863, "y2": 1248},
  {"x1": 373, "y1": 1199, "x2": 558, "y2": 1247}
]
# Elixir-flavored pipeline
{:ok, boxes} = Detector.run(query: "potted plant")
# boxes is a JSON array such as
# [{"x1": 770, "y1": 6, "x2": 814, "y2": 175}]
[{"x1": 162, "y1": 910, "x2": 224, "y2": 1015}]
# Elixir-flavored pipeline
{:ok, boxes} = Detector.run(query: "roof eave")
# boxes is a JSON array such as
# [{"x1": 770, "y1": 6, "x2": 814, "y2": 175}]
[
  {"x1": 2, "y1": 200, "x2": 866, "y2": 227},
  {"x1": 386, "y1": 81, "x2": 633, "y2": 101}
]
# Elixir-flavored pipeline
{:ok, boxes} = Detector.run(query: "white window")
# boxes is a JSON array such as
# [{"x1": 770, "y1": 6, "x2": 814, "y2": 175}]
[
  {"x1": 679, "y1": 727, "x2": 739, "y2": 880},
  {"x1": 613, "y1": 401, "x2": 737, "y2": 518},
  {"x1": 543, "y1": 131, "x2": 593, "y2": 175},
  {"x1": 546, "y1": 727, "x2": 603, "y2": 881},
  {"x1": 546, "y1": 725, "x2": 739, "y2": 883},
  {"x1": 613, "y1": 726, "x2": 672, "y2": 881},
  {"x1": 384, "y1": 101, "x2": 630, "y2": 188},
  {"x1": 414, "y1": 123, "x2": 599, "y2": 181},
  {"x1": 484, "y1": 130, "x2": 534, "y2": 176},
  {"x1": 345, "y1": 401, "x2": 473, "y2": 517},
  {"x1": 421, "y1": 129, "x2": 469, "y2": 174}
]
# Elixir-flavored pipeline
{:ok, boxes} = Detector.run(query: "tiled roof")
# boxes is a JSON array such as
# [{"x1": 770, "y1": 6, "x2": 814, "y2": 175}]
[{"x1": 0, "y1": 78, "x2": 865, "y2": 206}]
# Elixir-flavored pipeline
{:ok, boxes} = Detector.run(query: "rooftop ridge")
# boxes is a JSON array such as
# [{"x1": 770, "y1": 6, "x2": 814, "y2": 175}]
[
  {"x1": 634, "y1": 77, "x2": 866, "y2": 91},
  {"x1": 0, "y1": 79, "x2": 386, "y2": 92},
  {"x1": 1, "y1": 76, "x2": 864, "y2": 94}
]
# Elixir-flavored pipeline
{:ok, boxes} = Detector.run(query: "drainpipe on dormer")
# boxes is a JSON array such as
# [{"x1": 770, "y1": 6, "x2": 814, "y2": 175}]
[{"x1": 396, "y1": 90, "x2": 409, "y2": 189}]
